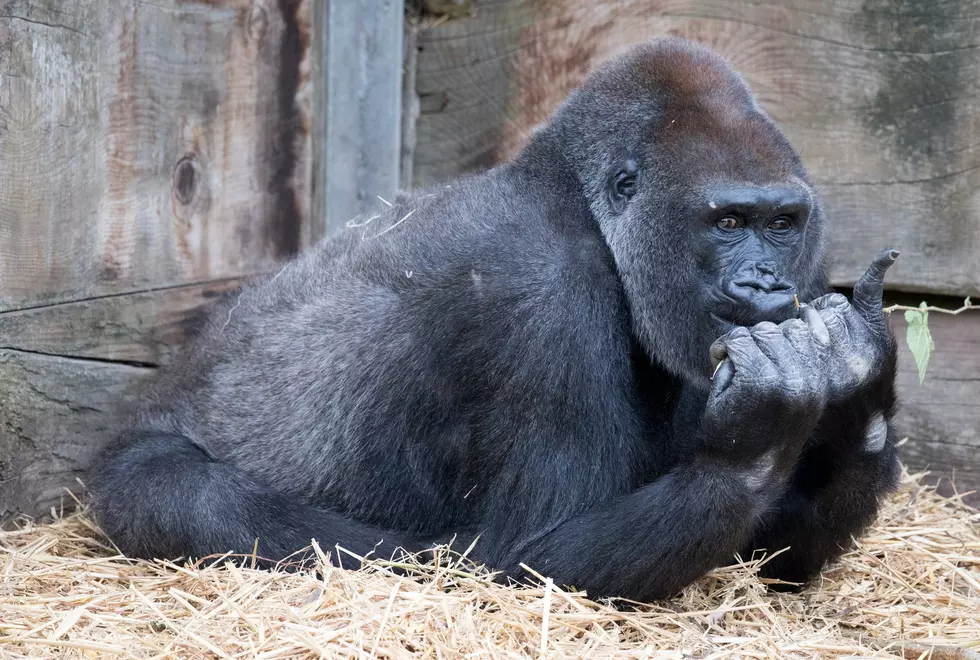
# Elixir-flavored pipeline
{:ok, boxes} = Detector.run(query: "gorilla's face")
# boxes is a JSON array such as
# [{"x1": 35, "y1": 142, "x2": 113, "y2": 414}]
[
  {"x1": 606, "y1": 148, "x2": 828, "y2": 384},
  {"x1": 689, "y1": 181, "x2": 814, "y2": 331},
  {"x1": 554, "y1": 38, "x2": 829, "y2": 384}
]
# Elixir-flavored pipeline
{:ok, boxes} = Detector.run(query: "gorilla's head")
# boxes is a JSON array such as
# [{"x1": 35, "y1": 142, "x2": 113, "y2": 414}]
[{"x1": 550, "y1": 37, "x2": 829, "y2": 383}]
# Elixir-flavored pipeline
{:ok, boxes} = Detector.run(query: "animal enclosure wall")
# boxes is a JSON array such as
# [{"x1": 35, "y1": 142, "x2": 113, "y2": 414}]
[
  {"x1": 0, "y1": 0, "x2": 315, "y2": 520},
  {"x1": 2, "y1": 0, "x2": 979, "y2": 523}
]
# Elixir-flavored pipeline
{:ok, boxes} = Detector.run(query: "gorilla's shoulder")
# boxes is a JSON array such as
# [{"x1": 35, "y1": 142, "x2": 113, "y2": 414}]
[{"x1": 294, "y1": 168, "x2": 607, "y2": 289}]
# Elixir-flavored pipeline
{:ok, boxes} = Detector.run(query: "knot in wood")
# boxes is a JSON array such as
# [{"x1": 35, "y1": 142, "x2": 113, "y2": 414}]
[
  {"x1": 172, "y1": 156, "x2": 200, "y2": 205},
  {"x1": 246, "y1": 4, "x2": 269, "y2": 43}
]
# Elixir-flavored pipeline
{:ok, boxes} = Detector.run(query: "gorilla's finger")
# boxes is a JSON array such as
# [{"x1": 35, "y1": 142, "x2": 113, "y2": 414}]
[
  {"x1": 780, "y1": 318, "x2": 817, "y2": 358},
  {"x1": 748, "y1": 322, "x2": 784, "y2": 365},
  {"x1": 818, "y1": 307, "x2": 849, "y2": 345},
  {"x1": 709, "y1": 327, "x2": 749, "y2": 369},
  {"x1": 811, "y1": 293, "x2": 849, "y2": 311},
  {"x1": 722, "y1": 327, "x2": 772, "y2": 374},
  {"x1": 852, "y1": 248, "x2": 900, "y2": 321},
  {"x1": 800, "y1": 304, "x2": 830, "y2": 347},
  {"x1": 711, "y1": 359, "x2": 735, "y2": 395},
  {"x1": 709, "y1": 337, "x2": 728, "y2": 370}
]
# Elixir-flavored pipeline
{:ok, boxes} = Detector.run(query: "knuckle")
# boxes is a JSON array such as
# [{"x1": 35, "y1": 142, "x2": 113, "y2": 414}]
[
  {"x1": 743, "y1": 372, "x2": 774, "y2": 393},
  {"x1": 781, "y1": 318, "x2": 807, "y2": 332},
  {"x1": 726, "y1": 326, "x2": 751, "y2": 343},
  {"x1": 780, "y1": 376, "x2": 808, "y2": 396},
  {"x1": 819, "y1": 306, "x2": 846, "y2": 322}
]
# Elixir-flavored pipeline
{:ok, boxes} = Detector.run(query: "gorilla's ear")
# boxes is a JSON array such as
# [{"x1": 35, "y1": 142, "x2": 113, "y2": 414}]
[{"x1": 607, "y1": 159, "x2": 639, "y2": 214}]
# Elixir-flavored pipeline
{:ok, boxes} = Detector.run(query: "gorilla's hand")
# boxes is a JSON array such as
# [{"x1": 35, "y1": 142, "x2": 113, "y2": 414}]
[
  {"x1": 806, "y1": 249, "x2": 900, "y2": 404},
  {"x1": 702, "y1": 317, "x2": 829, "y2": 472}
]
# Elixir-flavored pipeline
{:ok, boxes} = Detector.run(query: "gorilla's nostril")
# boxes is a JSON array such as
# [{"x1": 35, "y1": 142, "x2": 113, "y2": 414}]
[{"x1": 755, "y1": 262, "x2": 779, "y2": 277}]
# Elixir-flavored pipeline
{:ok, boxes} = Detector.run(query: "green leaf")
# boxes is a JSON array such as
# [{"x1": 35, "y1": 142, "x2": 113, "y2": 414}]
[{"x1": 904, "y1": 302, "x2": 934, "y2": 384}]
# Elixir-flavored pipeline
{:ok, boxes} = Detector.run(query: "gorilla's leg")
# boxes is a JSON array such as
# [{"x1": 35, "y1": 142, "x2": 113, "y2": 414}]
[{"x1": 89, "y1": 432, "x2": 425, "y2": 569}]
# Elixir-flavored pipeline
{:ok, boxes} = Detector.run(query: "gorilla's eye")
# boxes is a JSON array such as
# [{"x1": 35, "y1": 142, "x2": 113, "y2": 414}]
[
  {"x1": 716, "y1": 216, "x2": 741, "y2": 231},
  {"x1": 768, "y1": 216, "x2": 792, "y2": 231}
]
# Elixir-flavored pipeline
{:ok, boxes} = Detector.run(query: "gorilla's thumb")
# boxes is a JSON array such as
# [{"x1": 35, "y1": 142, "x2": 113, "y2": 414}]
[{"x1": 852, "y1": 248, "x2": 899, "y2": 320}]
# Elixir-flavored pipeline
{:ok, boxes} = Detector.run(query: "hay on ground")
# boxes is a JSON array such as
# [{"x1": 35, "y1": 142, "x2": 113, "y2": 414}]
[{"x1": 1, "y1": 468, "x2": 978, "y2": 659}]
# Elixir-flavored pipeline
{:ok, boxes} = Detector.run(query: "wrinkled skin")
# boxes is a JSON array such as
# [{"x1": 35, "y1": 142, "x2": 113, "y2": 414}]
[
  {"x1": 87, "y1": 38, "x2": 901, "y2": 602},
  {"x1": 810, "y1": 251, "x2": 902, "y2": 405}
]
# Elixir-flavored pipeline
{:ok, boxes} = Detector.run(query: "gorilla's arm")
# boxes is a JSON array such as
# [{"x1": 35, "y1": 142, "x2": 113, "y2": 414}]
[
  {"x1": 481, "y1": 305, "x2": 830, "y2": 602},
  {"x1": 743, "y1": 251, "x2": 903, "y2": 587},
  {"x1": 502, "y1": 463, "x2": 769, "y2": 600},
  {"x1": 746, "y1": 402, "x2": 900, "y2": 587}
]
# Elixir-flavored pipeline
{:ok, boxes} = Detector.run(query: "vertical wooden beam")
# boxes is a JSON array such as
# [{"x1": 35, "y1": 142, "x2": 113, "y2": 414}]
[
  {"x1": 312, "y1": 0, "x2": 405, "y2": 240},
  {"x1": 400, "y1": 20, "x2": 420, "y2": 191}
]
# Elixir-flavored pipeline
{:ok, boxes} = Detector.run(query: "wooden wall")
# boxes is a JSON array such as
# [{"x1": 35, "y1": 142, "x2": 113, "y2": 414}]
[
  {"x1": 409, "y1": 0, "x2": 980, "y2": 498},
  {"x1": 2, "y1": 0, "x2": 978, "y2": 522},
  {"x1": 0, "y1": 0, "x2": 314, "y2": 521}
]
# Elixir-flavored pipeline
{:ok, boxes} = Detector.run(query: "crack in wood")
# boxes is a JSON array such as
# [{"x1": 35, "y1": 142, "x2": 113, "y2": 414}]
[
  {"x1": 1, "y1": 13, "x2": 89, "y2": 37},
  {"x1": 0, "y1": 275, "x2": 254, "y2": 317},
  {"x1": 0, "y1": 346, "x2": 158, "y2": 370}
]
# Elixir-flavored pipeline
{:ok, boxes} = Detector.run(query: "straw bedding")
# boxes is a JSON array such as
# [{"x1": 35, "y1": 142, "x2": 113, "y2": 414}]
[{"x1": 1, "y1": 468, "x2": 978, "y2": 659}]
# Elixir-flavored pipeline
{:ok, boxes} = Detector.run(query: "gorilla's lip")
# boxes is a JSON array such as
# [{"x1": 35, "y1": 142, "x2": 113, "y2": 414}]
[{"x1": 732, "y1": 280, "x2": 794, "y2": 292}]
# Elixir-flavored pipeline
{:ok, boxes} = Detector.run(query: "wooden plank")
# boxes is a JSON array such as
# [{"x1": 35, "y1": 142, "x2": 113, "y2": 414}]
[
  {"x1": 401, "y1": 19, "x2": 421, "y2": 191},
  {"x1": 0, "y1": 0, "x2": 313, "y2": 312},
  {"x1": 411, "y1": 0, "x2": 980, "y2": 298},
  {"x1": 312, "y1": 0, "x2": 404, "y2": 238},
  {"x1": 0, "y1": 279, "x2": 246, "y2": 366},
  {"x1": 888, "y1": 310, "x2": 980, "y2": 502},
  {"x1": 0, "y1": 282, "x2": 244, "y2": 522},
  {"x1": 0, "y1": 349, "x2": 155, "y2": 524}
]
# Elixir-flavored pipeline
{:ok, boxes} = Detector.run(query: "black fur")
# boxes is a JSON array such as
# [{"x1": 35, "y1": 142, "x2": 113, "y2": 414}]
[{"x1": 88, "y1": 38, "x2": 900, "y2": 602}]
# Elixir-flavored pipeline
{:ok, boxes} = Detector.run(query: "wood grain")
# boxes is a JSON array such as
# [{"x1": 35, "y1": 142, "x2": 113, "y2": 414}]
[
  {"x1": 0, "y1": 279, "x2": 246, "y2": 366},
  {"x1": 889, "y1": 310, "x2": 980, "y2": 501},
  {"x1": 311, "y1": 0, "x2": 405, "y2": 238},
  {"x1": 0, "y1": 0, "x2": 314, "y2": 521},
  {"x1": 0, "y1": 349, "x2": 155, "y2": 524},
  {"x1": 412, "y1": 0, "x2": 980, "y2": 297},
  {"x1": 0, "y1": 281, "x2": 248, "y2": 523},
  {"x1": 0, "y1": 0, "x2": 312, "y2": 312}
]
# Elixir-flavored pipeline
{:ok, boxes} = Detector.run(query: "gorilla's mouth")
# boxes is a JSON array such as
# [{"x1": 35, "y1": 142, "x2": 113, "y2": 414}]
[
  {"x1": 710, "y1": 302, "x2": 799, "y2": 329},
  {"x1": 713, "y1": 284, "x2": 799, "y2": 328}
]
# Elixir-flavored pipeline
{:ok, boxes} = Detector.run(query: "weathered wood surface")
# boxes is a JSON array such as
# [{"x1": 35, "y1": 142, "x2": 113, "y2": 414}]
[
  {"x1": 0, "y1": 279, "x2": 246, "y2": 366},
  {"x1": 0, "y1": 280, "x2": 251, "y2": 524},
  {"x1": 0, "y1": 0, "x2": 314, "y2": 522},
  {"x1": 0, "y1": 0, "x2": 311, "y2": 313},
  {"x1": 0, "y1": 349, "x2": 155, "y2": 523},
  {"x1": 311, "y1": 0, "x2": 405, "y2": 237},
  {"x1": 888, "y1": 310, "x2": 980, "y2": 503},
  {"x1": 0, "y1": 280, "x2": 249, "y2": 522},
  {"x1": 412, "y1": 0, "x2": 980, "y2": 298}
]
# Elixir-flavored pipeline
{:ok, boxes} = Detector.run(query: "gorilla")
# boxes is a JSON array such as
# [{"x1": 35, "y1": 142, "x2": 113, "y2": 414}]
[{"x1": 89, "y1": 37, "x2": 902, "y2": 602}]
